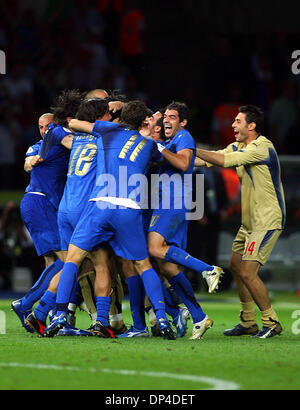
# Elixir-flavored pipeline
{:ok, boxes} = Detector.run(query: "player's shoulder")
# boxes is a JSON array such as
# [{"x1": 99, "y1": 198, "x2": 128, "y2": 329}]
[
  {"x1": 26, "y1": 139, "x2": 42, "y2": 156},
  {"x1": 249, "y1": 135, "x2": 274, "y2": 152},
  {"x1": 229, "y1": 141, "x2": 242, "y2": 151},
  {"x1": 251, "y1": 135, "x2": 271, "y2": 146},
  {"x1": 44, "y1": 123, "x2": 57, "y2": 137},
  {"x1": 93, "y1": 120, "x2": 120, "y2": 134},
  {"x1": 175, "y1": 128, "x2": 193, "y2": 140},
  {"x1": 46, "y1": 123, "x2": 72, "y2": 138},
  {"x1": 173, "y1": 128, "x2": 195, "y2": 146}
]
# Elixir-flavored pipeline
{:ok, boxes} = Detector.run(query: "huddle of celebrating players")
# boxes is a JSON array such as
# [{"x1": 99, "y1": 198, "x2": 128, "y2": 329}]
[{"x1": 11, "y1": 87, "x2": 285, "y2": 340}]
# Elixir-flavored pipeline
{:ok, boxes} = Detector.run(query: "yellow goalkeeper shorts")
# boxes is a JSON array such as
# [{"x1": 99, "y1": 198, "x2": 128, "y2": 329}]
[{"x1": 232, "y1": 225, "x2": 282, "y2": 265}]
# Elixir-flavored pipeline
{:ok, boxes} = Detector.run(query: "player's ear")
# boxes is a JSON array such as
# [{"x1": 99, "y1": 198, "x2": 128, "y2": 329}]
[
  {"x1": 180, "y1": 119, "x2": 188, "y2": 128},
  {"x1": 248, "y1": 121, "x2": 256, "y2": 131}
]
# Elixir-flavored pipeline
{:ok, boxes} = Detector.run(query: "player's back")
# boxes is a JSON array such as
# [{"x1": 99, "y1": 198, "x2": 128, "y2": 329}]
[
  {"x1": 91, "y1": 121, "x2": 157, "y2": 200},
  {"x1": 59, "y1": 132, "x2": 97, "y2": 214}
]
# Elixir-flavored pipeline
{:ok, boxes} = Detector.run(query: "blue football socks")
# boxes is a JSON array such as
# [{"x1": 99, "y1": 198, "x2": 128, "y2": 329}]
[
  {"x1": 126, "y1": 275, "x2": 146, "y2": 330},
  {"x1": 56, "y1": 262, "x2": 78, "y2": 315},
  {"x1": 21, "y1": 259, "x2": 64, "y2": 311},
  {"x1": 68, "y1": 281, "x2": 83, "y2": 309},
  {"x1": 34, "y1": 290, "x2": 56, "y2": 322},
  {"x1": 161, "y1": 281, "x2": 179, "y2": 320},
  {"x1": 169, "y1": 271, "x2": 206, "y2": 323},
  {"x1": 96, "y1": 296, "x2": 111, "y2": 327},
  {"x1": 165, "y1": 245, "x2": 213, "y2": 274},
  {"x1": 140, "y1": 269, "x2": 167, "y2": 321}
]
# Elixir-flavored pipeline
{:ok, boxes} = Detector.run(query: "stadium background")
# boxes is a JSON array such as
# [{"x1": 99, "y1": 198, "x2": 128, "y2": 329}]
[{"x1": 0, "y1": 0, "x2": 300, "y2": 294}]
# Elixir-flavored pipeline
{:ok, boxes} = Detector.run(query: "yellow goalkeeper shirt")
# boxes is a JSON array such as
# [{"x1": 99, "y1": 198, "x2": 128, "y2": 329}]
[{"x1": 212, "y1": 135, "x2": 286, "y2": 232}]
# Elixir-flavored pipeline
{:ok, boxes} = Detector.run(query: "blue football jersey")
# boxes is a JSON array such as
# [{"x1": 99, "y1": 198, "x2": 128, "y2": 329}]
[
  {"x1": 162, "y1": 129, "x2": 195, "y2": 175},
  {"x1": 25, "y1": 124, "x2": 72, "y2": 210},
  {"x1": 158, "y1": 128, "x2": 196, "y2": 209},
  {"x1": 39, "y1": 123, "x2": 72, "y2": 159},
  {"x1": 90, "y1": 121, "x2": 158, "y2": 204},
  {"x1": 59, "y1": 132, "x2": 97, "y2": 214}
]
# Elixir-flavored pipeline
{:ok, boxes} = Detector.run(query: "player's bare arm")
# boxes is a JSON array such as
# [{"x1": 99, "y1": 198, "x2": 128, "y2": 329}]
[
  {"x1": 159, "y1": 147, "x2": 193, "y2": 172},
  {"x1": 196, "y1": 148, "x2": 225, "y2": 167},
  {"x1": 69, "y1": 119, "x2": 94, "y2": 134},
  {"x1": 61, "y1": 135, "x2": 74, "y2": 150}
]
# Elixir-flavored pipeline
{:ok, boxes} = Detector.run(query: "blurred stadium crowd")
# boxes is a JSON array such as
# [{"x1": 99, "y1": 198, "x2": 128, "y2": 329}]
[{"x1": 0, "y1": 0, "x2": 300, "y2": 290}]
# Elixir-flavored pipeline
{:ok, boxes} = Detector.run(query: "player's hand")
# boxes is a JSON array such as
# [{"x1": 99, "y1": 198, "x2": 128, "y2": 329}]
[
  {"x1": 31, "y1": 155, "x2": 43, "y2": 166},
  {"x1": 68, "y1": 119, "x2": 77, "y2": 131},
  {"x1": 109, "y1": 101, "x2": 124, "y2": 113}
]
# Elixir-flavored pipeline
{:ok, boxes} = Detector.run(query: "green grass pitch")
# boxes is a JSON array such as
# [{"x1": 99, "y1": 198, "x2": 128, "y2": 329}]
[{"x1": 1, "y1": 291, "x2": 300, "y2": 390}]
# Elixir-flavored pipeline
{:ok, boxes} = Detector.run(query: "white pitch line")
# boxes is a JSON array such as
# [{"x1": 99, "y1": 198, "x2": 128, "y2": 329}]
[{"x1": 0, "y1": 362, "x2": 240, "y2": 390}]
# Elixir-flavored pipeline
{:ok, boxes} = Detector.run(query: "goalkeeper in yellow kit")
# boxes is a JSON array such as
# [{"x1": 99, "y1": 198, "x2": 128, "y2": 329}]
[{"x1": 196, "y1": 104, "x2": 285, "y2": 338}]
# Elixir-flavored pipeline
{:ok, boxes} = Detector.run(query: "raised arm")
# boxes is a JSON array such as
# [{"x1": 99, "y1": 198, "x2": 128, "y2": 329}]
[
  {"x1": 196, "y1": 148, "x2": 225, "y2": 167},
  {"x1": 68, "y1": 119, "x2": 94, "y2": 134},
  {"x1": 196, "y1": 141, "x2": 268, "y2": 168}
]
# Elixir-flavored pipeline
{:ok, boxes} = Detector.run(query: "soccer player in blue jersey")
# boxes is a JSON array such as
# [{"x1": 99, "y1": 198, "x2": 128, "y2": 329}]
[
  {"x1": 70, "y1": 106, "x2": 175, "y2": 339},
  {"x1": 77, "y1": 92, "x2": 128, "y2": 334},
  {"x1": 135, "y1": 110, "x2": 191, "y2": 338},
  {"x1": 11, "y1": 111, "x2": 73, "y2": 332},
  {"x1": 147, "y1": 101, "x2": 224, "y2": 339},
  {"x1": 45, "y1": 100, "x2": 176, "y2": 340},
  {"x1": 58, "y1": 99, "x2": 112, "y2": 257},
  {"x1": 25, "y1": 98, "x2": 111, "y2": 336},
  {"x1": 12, "y1": 90, "x2": 83, "y2": 334}
]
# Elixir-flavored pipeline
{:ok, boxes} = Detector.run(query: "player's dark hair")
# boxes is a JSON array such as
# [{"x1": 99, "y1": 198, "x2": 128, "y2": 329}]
[
  {"x1": 238, "y1": 104, "x2": 264, "y2": 134},
  {"x1": 165, "y1": 101, "x2": 190, "y2": 123},
  {"x1": 106, "y1": 89, "x2": 128, "y2": 103},
  {"x1": 155, "y1": 116, "x2": 165, "y2": 140},
  {"x1": 76, "y1": 98, "x2": 109, "y2": 122},
  {"x1": 106, "y1": 90, "x2": 128, "y2": 121},
  {"x1": 120, "y1": 100, "x2": 152, "y2": 130},
  {"x1": 156, "y1": 116, "x2": 163, "y2": 128},
  {"x1": 51, "y1": 89, "x2": 83, "y2": 127}
]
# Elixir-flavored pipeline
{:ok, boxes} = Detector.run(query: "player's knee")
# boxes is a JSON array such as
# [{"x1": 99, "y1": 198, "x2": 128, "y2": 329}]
[
  {"x1": 159, "y1": 262, "x2": 179, "y2": 277},
  {"x1": 133, "y1": 258, "x2": 152, "y2": 275},
  {"x1": 238, "y1": 269, "x2": 253, "y2": 283},
  {"x1": 65, "y1": 245, "x2": 87, "y2": 266},
  {"x1": 44, "y1": 253, "x2": 57, "y2": 267},
  {"x1": 121, "y1": 259, "x2": 135, "y2": 277},
  {"x1": 148, "y1": 243, "x2": 163, "y2": 259}
]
